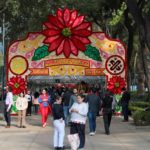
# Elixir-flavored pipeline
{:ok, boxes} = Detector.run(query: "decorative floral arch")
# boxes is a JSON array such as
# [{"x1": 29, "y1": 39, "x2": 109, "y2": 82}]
[{"x1": 7, "y1": 8, "x2": 127, "y2": 96}]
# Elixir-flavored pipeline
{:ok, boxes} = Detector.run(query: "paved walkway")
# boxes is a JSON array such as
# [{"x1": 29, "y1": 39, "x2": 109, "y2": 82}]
[{"x1": 0, "y1": 114, "x2": 150, "y2": 150}]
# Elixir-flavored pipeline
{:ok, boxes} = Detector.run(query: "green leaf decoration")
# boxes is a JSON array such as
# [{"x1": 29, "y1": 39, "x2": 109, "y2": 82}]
[
  {"x1": 84, "y1": 45, "x2": 102, "y2": 61},
  {"x1": 11, "y1": 95, "x2": 18, "y2": 113},
  {"x1": 32, "y1": 45, "x2": 50, "y2": 61}
]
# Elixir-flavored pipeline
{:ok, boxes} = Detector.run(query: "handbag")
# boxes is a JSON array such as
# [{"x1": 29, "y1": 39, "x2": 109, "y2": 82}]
[
  {"x1": 67, "y1": 133, "x2": 80, "y2": 150},
  {"x1": 43, "y1": 101, "x2": 48, "y2": 107}
]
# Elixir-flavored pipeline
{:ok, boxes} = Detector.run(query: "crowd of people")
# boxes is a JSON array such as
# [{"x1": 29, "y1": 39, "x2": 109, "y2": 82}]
[{"x1": 3, "y1": 85, "x2": 130, "y2": 150}]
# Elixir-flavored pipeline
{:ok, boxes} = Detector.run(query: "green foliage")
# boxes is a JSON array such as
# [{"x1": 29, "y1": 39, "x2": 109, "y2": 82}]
[
  {"x1": 32, "y1": 44, "x2": 102, "y2": 61},
  {"x1": 130, "y1": 91, "x2": 149, "y2": 101},
  {"x1": 115, "y1": 94, "x2": 122, "y2": 103},
  {"x1": 109, "y1": 2, "x2": 127, "y2": 26},
  {"x1": 0, "y1": 0, "x2": 52, "y2": 40},
  {"x1": 5, "y1": 0, "x2": 20, "y2": 17},
  {"x1": 0, "y1": 0, "x2": 123, "y2": 41},
  {"x1": 129, "y1": 101, "x2": 150, "y2": 112},
  {"x1": 142, "y1": 0, "x2": 150, "y2": 13},
  {"x1": 32, "y1": 45, "x2": 49, "y2": 61},
  {"x1": 130, "y1": 101, "x2": 150, "y2": 108},
  {"x1": 38, "y1": 0, "x2": 120, "y2": 30},
  {"x1": 11, "y1": 95, "x2": 18, "y2": 113},
  {"x1": 84, "y1": 45, "x2": 102, "y2": 61},
  {"x1": 133, "y1": 110, "x2": 150, "y2": 126},
  {"x1": 129, "y1": 106, "x2": 145, "y2": 112}
]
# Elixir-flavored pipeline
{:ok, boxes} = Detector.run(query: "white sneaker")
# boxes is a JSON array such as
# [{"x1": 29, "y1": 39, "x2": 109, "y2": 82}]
[
  {"x1": 89, "y1": 132, "x2": 95, "y2": 136},
  {"x1": 89, "y1": 132, "x2": 93, "y2": 136}
]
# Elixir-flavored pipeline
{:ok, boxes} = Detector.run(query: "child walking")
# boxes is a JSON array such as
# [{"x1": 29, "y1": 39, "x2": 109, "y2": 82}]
[
  {"x1": 69, "y1": 94, "x2": 88, "y2": 150},
  {"x1": 52, "y1": 96, "x2": 65, "y2": 150}
]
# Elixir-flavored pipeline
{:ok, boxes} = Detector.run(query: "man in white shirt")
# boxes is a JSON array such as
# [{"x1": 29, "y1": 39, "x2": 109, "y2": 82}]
[{"x1": 4, "y1": 86, "x2": 13, "y2": 128}]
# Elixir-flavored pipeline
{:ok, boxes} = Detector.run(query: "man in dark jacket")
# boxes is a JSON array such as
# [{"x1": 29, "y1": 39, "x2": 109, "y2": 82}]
[
  {"x1": 62, "y1": 88, "x2": 72, "y2": 125},
  {"x1": 87, "y1": 88, "x2": 101, "y2": 136},
  {"x1": 120, "y1": 87, "x2": 130, "y2": 122}
]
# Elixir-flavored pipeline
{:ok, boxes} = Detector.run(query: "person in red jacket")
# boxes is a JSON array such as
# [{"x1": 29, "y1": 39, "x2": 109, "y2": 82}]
[{"x1": 38, "y1": 88, "x2": 51, "y2": 127}]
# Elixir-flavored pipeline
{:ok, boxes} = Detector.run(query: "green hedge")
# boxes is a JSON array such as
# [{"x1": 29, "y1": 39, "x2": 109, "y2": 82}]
[
  {"x1": 133, "y1": 110, "x2": 150, "y2": 126},
  {"x1": 130, "y1": 92, "x2": 149, "y2": 101},
  {"x1": 129, "y1": 101, "x2": 150, "y2": 126},
  {"x1": 129, "y1": 101, "x2": 150, "y2": 112}
]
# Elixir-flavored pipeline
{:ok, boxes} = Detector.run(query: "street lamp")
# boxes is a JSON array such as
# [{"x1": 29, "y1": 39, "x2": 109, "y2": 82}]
[{"x1": 1, "y1": 14, "x2": 6, "y2": 101}]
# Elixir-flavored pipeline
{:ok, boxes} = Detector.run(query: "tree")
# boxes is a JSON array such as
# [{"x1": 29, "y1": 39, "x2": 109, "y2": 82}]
[
  {"x1": 0, "y1": 0, "x2": 53, "y2": 41},
  {"x1": 124, "y1": 0, "x2": 150, "y2": 95}
]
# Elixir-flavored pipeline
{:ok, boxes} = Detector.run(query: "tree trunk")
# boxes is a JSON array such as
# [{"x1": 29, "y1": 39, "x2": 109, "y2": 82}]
[
  {"x1": 144, "y1": 13, "x2": 150, "y2": 51},
  {"x1": 124, "y1": 8, "x2": 135, "y2": 90},
  {"x1": 125, "y1": 0, "x2": 150, "y2": 52},
  {"x1": 136, "y1": 53, "x2": 145, "y2": 94},
  {"x1": 142, "y1": 45, "x2": 150, "y2": 97},
  {"x1": 126, "y1": 0, "x2": 150, "y2": 94}
]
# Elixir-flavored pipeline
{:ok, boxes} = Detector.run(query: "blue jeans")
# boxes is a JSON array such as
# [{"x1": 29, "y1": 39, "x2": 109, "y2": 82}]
[
  {"x1": 4, "y1": 105, "x2": 11, "y2": 126},
  {"x1": 63, "y1": 106, "x2": 69, "y2": 125},
  {"x1": 88, "y1": 112, "x2": 97, "y2": 132}
]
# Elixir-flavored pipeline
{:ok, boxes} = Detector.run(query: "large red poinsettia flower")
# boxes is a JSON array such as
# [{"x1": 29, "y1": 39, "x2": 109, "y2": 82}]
[
  {"x1": 42, "y1": 8, "x2": 92, "y2": 58},
  {"x1": 107, "y1": 76, "x2": 126, "y2": 94},
  {"x1": 8, "y1": 76, "x2": 26, "y2": 95}
]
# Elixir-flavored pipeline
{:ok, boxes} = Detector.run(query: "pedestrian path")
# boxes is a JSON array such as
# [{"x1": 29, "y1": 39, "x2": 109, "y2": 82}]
[{"x1": 0, "y1": 115, "x2": 150, "y2": 150}]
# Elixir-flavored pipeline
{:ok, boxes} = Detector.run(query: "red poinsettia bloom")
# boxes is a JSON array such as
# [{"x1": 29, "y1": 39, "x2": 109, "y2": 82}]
[
  {"x1": 42, "y1": 8, "x2": 92, "y2": 58},
  {"x1": 107, "y1": 76, "x2": 126, "y2": 94},
  {"x1": 8, "y1": 76, "x2": 26, "y2": 95}
]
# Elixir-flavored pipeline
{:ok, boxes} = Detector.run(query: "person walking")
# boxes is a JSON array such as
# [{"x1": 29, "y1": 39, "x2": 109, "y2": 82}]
[
  {"x1": 25, "y1": 90, "x2": 32, "y2": 116},
  {"x1": 86, "y1": 88, "x2": 101, "y2": 136},
  {"x1": 52, "y1": 96, "x2": 65, "y2": 150},
  {"x1": 70, "y1": 94, "x2": 88, "y2": 150},
  {"x1": 120, "y1": 87, "x2": 130, "y2": 122},
  {"x1": 100, "y1": 90, "x2": 113, "y2": 135},
  {"x1": 62, "y1": 88, "x2": 72, "y2": 126},
  {"x1": 69, "y1": 88, "x2": 78, "y2": 108},
  {"x1": 38, "y1": 89, "x2": 51, "y2": 127},
  {"x1": 33, "y1": 91, "x2": 39, "y2": 114},
  {"x1": 16, "y1": 92, "x2": 28, "y2": 128},
  {"x1": 4, "y1": 86, "x2": 13, "y2": 128}
]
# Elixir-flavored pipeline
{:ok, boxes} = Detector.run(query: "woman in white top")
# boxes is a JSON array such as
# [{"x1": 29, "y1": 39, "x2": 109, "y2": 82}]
[
  {"x1": 69, "y1": 94, "x2": 88, "y2": 150},
  {"x1": 16, "y1": 92, "x2": 28, "y2": 128}
]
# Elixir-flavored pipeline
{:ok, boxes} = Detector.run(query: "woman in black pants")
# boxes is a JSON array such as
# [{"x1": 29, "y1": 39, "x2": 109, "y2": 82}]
[
  {"x1": 100, "y1": 90, "x2": 113, "y2": 135},
  {"x1": 69, "y1": 94, "x2": 88, "y2": 150}
]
